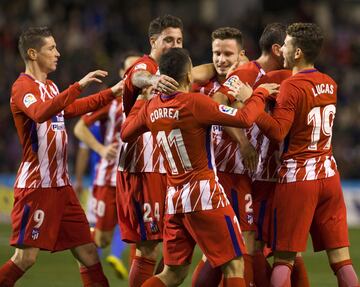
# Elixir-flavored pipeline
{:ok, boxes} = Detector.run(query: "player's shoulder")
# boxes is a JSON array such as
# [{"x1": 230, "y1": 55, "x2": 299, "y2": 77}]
[
  {"x1": 130, "y1": 55, "x2": 157, "y2": 73},
  {"x1": 11, "y1": 74, "x2": 39, "y2": 98}
]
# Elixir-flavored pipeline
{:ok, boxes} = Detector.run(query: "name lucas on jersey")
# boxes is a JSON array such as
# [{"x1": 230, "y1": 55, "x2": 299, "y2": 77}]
[
  {"x1": 150, "y1": 108, "x2": 179, "y2": 122},
  {"x1": 312, "y1": 83, "x2": 334, "y2": 97}
]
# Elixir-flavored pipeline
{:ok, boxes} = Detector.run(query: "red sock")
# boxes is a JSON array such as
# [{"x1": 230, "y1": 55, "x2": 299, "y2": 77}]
[
  {"x1": 223, "y1": 277, "x2": 246, "y2": 287},
  {"x1": 291, "y1": 256, "x2": 309, "y2": 287},
  {"x1": 154, "y1": 257, "x2": 164, "y2": 275},
  {"x1": 244, "y1": 254, "x2": 255, "y2": 287},
  {"x1": 141, "y1": 276, "x2": 166, "y2": 287},
  {"x1": 191, "y1": 259, "x2": 222, "y2": 287},
  {"x1": 79, "y1": 262, "x2": 109, "y2": 287},
  {"x1": 270, "y1": 263, "x2": 293, "y2": 287},
  {"x1": 0, "y1": 260, "x2": 25, "y2": 287},
  {"x1": 129, "y1": 256, "x2": 156, "y2": 287},
  {"x1": 129, "y1": 244, "x2": 136, "y2": 268},
  {"x1": 253, "y1": 251, "x2": 271, "y2": 287},
  {"x1": 331, "y1": 260, "x2": 359, "y2": 287}
]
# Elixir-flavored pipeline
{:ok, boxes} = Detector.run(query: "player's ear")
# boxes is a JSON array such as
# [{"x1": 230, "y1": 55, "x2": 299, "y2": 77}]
[
  {"x1": 272, "y1": 44, "x2": 282, "y2": 57},
  {"x1": 187, "y1": 70, "x2": 193, "y2": 84},
  {"x1": 294, "y1": 47, "x2": 302, "y2": 60},
  {"x1": 150, "y1": 35, "x2": 158, "y2": 49},
  {"x1": 27, "y1": 48, "x2": 37, "y2": 61}
]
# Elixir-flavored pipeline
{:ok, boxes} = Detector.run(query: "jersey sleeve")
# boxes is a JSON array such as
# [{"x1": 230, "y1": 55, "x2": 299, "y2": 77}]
[
  {"x1": 191, "y1": 88, "x2": 268, "y2": 128},
  {"x1": 81, "y1": 103, "x2": 111, "y2": 126},
  {"x1": 64, "y1": 88, "x2": 115, "y2": 118},
  {"x1": 256, "y1": 81, "x2": 298, "y2": 142},
  {"x1": 217, "y1": 69, "x2": 259, "y2": 102},
  {"x1": 120, "y1": 99, "x2": 149, "y2": 142},
  {"x1": 12, "y1": 82, "x2": 82, "y2": 123}
]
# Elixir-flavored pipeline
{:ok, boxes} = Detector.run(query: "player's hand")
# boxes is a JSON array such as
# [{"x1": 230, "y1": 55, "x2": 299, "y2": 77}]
[
  {"x1": 151, "y1": 75, "x2": 179, "y2": 94},
  {"x1": 240, "y1": 144, "x2": 259, "y2": 172},
  {"x1": 78, "y1": 70, "x2": 108, "y2": 89},
  {"x1": 111, "y1": 79, "x2": 125, "y2": 97},
  {"x1": 137, "y1": 86, "x2": 154, "y2": 101},
  {"x1": 99, "y1": 143, "x2": 119, "y2": 161},
  {"x1": 226, "y1": 55, "x2": 249, "y2": 78},
  {"x1": 228, "y1": 79, "x2": 253, "y2": 103},
  {"x1": 257, "y1": 83, "x2": 280, "y2": 97}
]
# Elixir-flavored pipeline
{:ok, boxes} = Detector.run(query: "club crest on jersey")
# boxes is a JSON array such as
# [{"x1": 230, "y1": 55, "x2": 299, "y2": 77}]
[
  {"x1": 247, "y1": 214, "x2": 254, "y2": 225},
  {"x1": 134, "y1": 63, "x2": 147, "y2": 71},
  {"x1": 219, "y1": 105, "x2": 236, "y2": 116},
  {"x1": 223, "y1": 75, "x2": 240, "y2": 89},
  {"x1": 150, "y1": 221, "x2": 160, "y2": 234},
  {"x1": 31, "y1": 228, "x2": 40, "y2": 240},
  {"x1": 23, "y1": 93, "x2": 37, "y2": 108}
]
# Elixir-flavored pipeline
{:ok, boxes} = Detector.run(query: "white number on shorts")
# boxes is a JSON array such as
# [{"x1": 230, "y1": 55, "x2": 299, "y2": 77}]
[
  {"x1": 156, "y1": 129, "x2": 193, "y2": 175},
  {"x1": 143, "y1": 202, "x2": 160, "y2": 222},
  {"x1": 96, "y1": 200, "x2": 106, "y2": 218},
  {"x1": 33, "y1": 209, "x2": 45, "y2": 228},
  {"x1": 307, "y1": 104, "x2": 336, "y2": 150},
  {"x1": 245, "y1": 193, "x2": 253, "y2": 213}
]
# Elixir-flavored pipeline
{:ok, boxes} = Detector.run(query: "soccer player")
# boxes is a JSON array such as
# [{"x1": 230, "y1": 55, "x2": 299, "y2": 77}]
[
  {"x1": 255, "y1": 23, "x2": 359, "y2": 287},
  {"x1": 121, "y1": 47, "x2": 279, "y2": 287},
  {"x1": 191, "y1": 27, "x2": 259, "y2": 287},
  {"x1": 0, "y1": 26, "x2": 123, "y2": 287},
  {"x1": 116, "y1": 15, "x2": 183, "y2": 287}
]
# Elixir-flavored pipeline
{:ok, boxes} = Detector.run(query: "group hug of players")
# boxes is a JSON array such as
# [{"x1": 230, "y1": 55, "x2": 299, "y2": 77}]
[{"x1": 0, "y1": 13, "x2": 358, "y2": 287}]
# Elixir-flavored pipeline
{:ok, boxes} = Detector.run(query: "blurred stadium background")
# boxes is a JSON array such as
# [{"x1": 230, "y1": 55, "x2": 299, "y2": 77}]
[{"x1": 0, "y1": 0, "x2": 359, "y2": 286}]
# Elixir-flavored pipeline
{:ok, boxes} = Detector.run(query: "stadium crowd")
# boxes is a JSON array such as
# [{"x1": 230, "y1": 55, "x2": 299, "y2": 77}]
[{"x1": 0, "y1": 0, "x2": 359, "y2": 178}]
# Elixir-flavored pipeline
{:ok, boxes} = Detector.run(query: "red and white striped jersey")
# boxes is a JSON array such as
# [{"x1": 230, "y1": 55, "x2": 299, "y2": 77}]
[
  {"x1": 82, "y1": 98, "x2": 124, "y2": 187},
  {"x1": 213, "y1": 61, "x2": 266, "y2": 174},
  {"x1": 118, "y1": 55, "x2": 165, "y2": 173},
  {"x1": 256, "y1": 69, "x2": 338, "y2": 183},
  {"x1": 121, "y1": 88, "x2": 269, "y2": 214},
  {"x1": 191, "y1": 76, "x2": 222, "y2": 97},
  {"x1": 251, "y1": 69, "x2": 292, "y2": 181},
  {"x1": 11, "y1": 73, "x2": 115, "y2": 188}
]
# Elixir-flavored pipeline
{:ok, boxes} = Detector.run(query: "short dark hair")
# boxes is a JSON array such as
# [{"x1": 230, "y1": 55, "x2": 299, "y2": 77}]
[
  {"x1": 148, "y1": 15, "x2": 183, "y2": 38},
  {"x1": 259, "y1": 23, "x2": 287, "y2": 54},
  {"x1": 18, "y1": 26, "x2": 53, "y2": 61},
  {"x1": 286, "y1": 23, "x2": 324, "y2": 63},
  {"x1": 211, "y1": 27, "x2": 244, "y2": 48},
  {"x1": 159, "y1": 48, "x2": 191, "y2": 84}
]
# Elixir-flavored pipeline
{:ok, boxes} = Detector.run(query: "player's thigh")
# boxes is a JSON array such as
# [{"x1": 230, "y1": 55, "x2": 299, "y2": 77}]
[
  {"x1": 271, "y1": 181, "x2": 318, "y2": 252},
  {"x1": 185, "y1": 205, "x2": 246, "y2": 268},
  {"x1": 218, "y1": 172, "x2": 255, "y2": 232},
  {"x1": 311, "y1": 173, "x2": 349, "y2": 252},
  {"x1": 10, "y1": 187, "x2": 68, "y2": 251}
]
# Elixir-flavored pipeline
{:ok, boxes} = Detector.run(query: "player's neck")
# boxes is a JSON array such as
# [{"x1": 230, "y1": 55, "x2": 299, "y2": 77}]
[
  {"x1": 292, "y1": 62, "x2": 315, "y2": 75},
  {"x1": 25, "y1": 64, "x2": 47, "y2": 83},
  {"x1": 256, "y1": 54, "x2": 281, "y2": 73},
  {"x1": 216, "y1": 73, "x2": 226, "y2": 84},
  {"x1": 177, "y1": 83, "x2": 190, "y2": 93}
]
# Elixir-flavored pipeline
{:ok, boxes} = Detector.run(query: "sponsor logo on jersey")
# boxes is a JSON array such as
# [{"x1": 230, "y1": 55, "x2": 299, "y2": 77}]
[
  {"x1": 134, "y1": 63, "x2": 147, "y2": 71},
  {"x1": 51, "y1": 113, "x2": 65, "y2": 131},
  {"x1": 31, "y1": 228, "x2": 40, "y2": 240},
  {"x1": 223, "y1": 75, "x2": 240, "y2": 89},
  {"x1": 23, "y1": 93, "x2": 37, "y2": 108},
  {"x1": 219, "y1": 105, "x2": 237, "y2": 116}
]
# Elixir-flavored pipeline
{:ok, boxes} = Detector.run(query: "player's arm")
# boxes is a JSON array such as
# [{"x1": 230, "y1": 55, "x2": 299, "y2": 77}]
[
  {"x1": 74, "y1": 106, "x2": 118, "y2": 161},
  {"x1": 64, "y1": 79, "x2": 124, "y2": 118},
  {"x1": 255, "y1": 82, "x2": 297, "y2": 142},
  {"x1": 121, "y1": 96, "x2": 150, "y2": 142},
  {"x1": 211, "y1": 91, "x2": 259, "y2": 172},
  {"x1": 191, "y1": 63, "x2": 216, "y2": 85},
  {"x1": 132, "y1": 70, "x2": 179, "y2": 94},
  {"x1": 73, "y1": 144, "x2": 89, "y2": 197},
  {"x1": 193, "y1": 85, "x2": 277, "y2": 128}
]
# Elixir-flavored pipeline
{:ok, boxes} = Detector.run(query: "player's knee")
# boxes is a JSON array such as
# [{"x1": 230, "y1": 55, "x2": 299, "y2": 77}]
[
  {"x1": 221, "y1": 256, "x2": 244, "y2": 278},
  {"x1": 12, "y1": 249, "x2": 38, "y2": 270},
  {"x1": 160, "y1": 265, "x2": 188, "y2": 286},
  {"x1": 136, "y1": 241, "x2": 159, "y2": 260},
  {"x1": 94, "y1": 231, "x2": 112, "y2": 248},
  {"x1": 327, "y1": 247, "x2": 350, "y2": 264}
]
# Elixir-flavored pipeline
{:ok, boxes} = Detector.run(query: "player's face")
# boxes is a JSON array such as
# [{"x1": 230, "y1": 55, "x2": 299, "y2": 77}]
[
  {"x1": 212, "y1": 39, "x2": 243, "y2": 77},
  {"x1": 280, "y1": 35, "x2": 296, "y2": 69},
  {"x1": 152, "y1": 27, "x2": 183, "y2": 58},
  {"x1": 35, "y1": 36, "x2": 60, "y2": 73}
]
